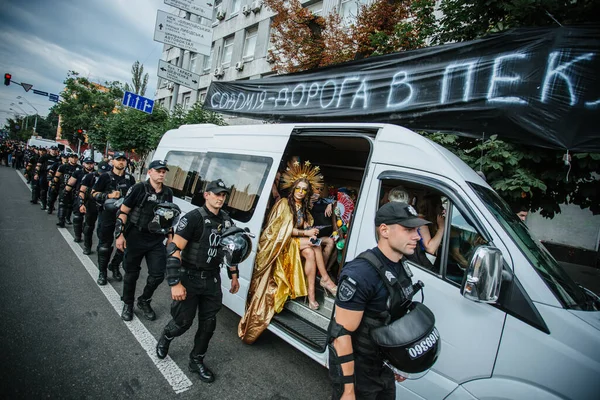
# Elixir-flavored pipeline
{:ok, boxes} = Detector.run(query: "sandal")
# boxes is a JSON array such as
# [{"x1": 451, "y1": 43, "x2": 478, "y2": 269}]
[{"x1": 320, "y1": 278, "x2": 338, "y2": 297}]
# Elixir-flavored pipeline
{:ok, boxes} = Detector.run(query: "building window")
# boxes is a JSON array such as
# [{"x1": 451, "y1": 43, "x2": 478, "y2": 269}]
[
  {"x1": 222, "y1": 36, "x2": 234, "y2": 66},
  {"x1": 243, "y1": 27, "x2": 258, "y2": 60},
  {"x1": 183, "y1": 94, "x2": 191, "y2": 110},
  {"x1": 306, "y1": 1, "x2": 323, "y2": 16},
  {"x1": 340, "y1": 0, "x2": 367, "y2": 25},
  {"x1": 231, "y1": 0, "x2": 241, "y2": 15},
  {"x1": 189, "y1": 53, "x2": 198, "y2": 72},
  {"x1": 203, "y1": 45, "x2": 214, "y2": 71},
  {"x1": 213, "y1": 0, "x2": 222, "y2": 22},
  {"x1": 199, "y1": 92, "x2": 207, "y2": 103}
]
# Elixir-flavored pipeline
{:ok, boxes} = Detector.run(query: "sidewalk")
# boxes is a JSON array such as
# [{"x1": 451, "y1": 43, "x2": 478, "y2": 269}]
[{"x1": 559, "y1": 262, "x2": 600, "y2": 296}]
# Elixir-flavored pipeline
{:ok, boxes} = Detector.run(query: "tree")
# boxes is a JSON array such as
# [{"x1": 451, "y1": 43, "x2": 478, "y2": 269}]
[{"x1": 124, "y1": 61, "x2": 149, "y2": 96}]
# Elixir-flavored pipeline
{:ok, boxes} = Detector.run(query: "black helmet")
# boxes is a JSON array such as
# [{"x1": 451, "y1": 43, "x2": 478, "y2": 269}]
[
  {"x1": 220, "y1": 227, "x2": 254, "y2": 265},
  {"x1": 369, "y1": 302, "x2": 441, "y2": 379},
  {"x1": 103, "y1": 198, "x2": 124, "y2": 214},
  {"x1": 148, "y1": 202, "x2": 181, "y2": 234}
]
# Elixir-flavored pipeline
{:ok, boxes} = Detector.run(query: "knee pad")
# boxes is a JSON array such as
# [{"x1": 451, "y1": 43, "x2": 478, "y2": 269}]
[
  {"x1": 198, "y1": 317, "x2": 217, "y2": 335},
  {"x1": 73, "y1": 214, "x2": 84, "y2": 224},
  {"x1": 147, "y1": 274, "x2": 164, "y2": 288},
  {"x1": 98, "y1": 245, "x2": 112, "y2": 256},
  {"x1": 166, "y1": 319, "x2": 191, "y2": 337}
]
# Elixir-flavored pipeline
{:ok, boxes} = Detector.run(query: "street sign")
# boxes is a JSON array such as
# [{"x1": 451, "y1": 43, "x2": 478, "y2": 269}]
[
  {"x1": 33, "y1": 89, "x2": 49, "y2": 97},
  {"x1": 154, "y1": 10, "x2": 212, "y2": 56},
  {"x1": 158, "y1": 59, "x2": 201, "y2": 90},
  {"x1": 49, "y1": 94, "x2": 59, "y2": 103},
  {"x1": 122, "y1": 91, "x2": 155, "y2": 114},
  {"x1": 21, "y1": 83, "x2": 33, "y2": 92},
  {"x1": 164, "y1": 0, "x2": 213, "y2": 19}
]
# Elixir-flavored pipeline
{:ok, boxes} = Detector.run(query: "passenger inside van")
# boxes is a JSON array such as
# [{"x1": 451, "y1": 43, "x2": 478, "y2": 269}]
[
  {"x1": 309, "y1": 182, "x2": 337, "y2": 270},
  {"x1": 417, "y1": 194, "x2": 446, "y2": 257}
]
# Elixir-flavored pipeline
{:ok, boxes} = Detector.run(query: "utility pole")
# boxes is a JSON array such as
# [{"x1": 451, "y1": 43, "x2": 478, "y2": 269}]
[
  {"x1": 17, "y1": 96, "x2": 38, "y2": 133},
  {"x1": 170, "y1": 11, "x2": 191, "y2": 113}
]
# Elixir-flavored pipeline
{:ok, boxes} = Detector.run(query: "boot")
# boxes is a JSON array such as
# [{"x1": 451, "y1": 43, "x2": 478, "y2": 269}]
[
  {"x1": 97, "y1": 246, "x2": 112, "y2": 286},
  {"x1": 40, "y1": 191, "x2": 47, "y2": 210},
  {"x1": 121, "y1": 303, "x2": 134, "y2": 321},
  {"x1": 83, "y1": 224, "x2": 94, "y2": 255},
  {"x1": 73, "y1": 213, "x2": 84, "y2": 243},
  {"x1": 189, "y1": 355, "x2": 215, "y2": 383},
  {"x1": 156, "y1": 332, "x2": 173, "y2": 359},
  {"x1": 109, "y1": 259, "x2": 123, "y2": 281},
  {"x1": 137, "y1": 297, "x2": 156, "y2": 321},
  {"x1": 65, "y1": 208, "x2": 73, "y2": 225},
  {"x1": 56, "y1": 203, "x2": 66, "y2": 228}
]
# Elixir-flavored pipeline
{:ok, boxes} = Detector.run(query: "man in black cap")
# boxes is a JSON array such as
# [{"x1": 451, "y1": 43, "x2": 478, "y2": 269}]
[
  {"x1": 80, "y1": 161, "x2": 110, "y2": 255},
  {"x1": 46, "y1": 152, "x2": 67, "y2": 214},
  {"x1": 54, "y1": 153, "x2": 82, "y2": 227},
  {"x1": 155, "y1": 179, "x2": 239, "y2": 384},
  {"x1": 115, "y1": 160, "x2": 175, "y2": 321},
  {"x1": 328, "y1": 202, "x2": 430, "y2": 400},
  {"x1": 64, "y1": 157, "x2": 96, "y2": 242},
  {"x1": 92, "y1": 151, "x2": 135, "y2": 285},
  {"x1": 28, "y1": 147, "x2": 44, "y2": 204}
]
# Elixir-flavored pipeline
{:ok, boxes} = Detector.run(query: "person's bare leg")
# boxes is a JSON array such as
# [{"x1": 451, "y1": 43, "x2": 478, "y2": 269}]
[
  {"x1": 320, "y1": 237, "x2": 335, "y2": 271},
  {"x1": 301, "y1": 248, "x2": 317, "y2": 306},
  {"x1": 313, "y1": 246, "x2": 337, "y2": 295}
]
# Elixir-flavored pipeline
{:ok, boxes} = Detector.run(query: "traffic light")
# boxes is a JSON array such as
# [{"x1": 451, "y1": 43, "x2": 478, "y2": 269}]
[
  {"x1": 77, "y1": 129, "x2": 83, "y2": 134},
  {"x1": 4, "y1": 73, "x2": 11, "y2": 86}
]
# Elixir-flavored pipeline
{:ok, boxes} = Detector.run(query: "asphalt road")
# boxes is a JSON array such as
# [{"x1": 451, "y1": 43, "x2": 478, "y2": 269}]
[{"x1": 0, "y1": 166, "x2": 331, "y2": 400}]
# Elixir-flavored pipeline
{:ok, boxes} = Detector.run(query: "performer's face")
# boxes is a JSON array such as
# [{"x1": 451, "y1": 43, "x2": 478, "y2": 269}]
[{"x1": 294, "y1": 182, "x2": 309, "y2": 202}]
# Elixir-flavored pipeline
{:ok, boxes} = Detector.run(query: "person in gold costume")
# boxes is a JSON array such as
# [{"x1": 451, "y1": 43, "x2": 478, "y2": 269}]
[{"x1": 239, "y1": 161, "x2": 338, "y2": 344}]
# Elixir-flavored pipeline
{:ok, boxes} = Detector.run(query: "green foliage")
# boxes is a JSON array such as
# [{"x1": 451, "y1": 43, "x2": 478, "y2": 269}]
[
  {"x1": 163, "y1": 103, "x2": 226, "y2": 132},
  {"x1": 423, "y1": 132, "x2": 600, "y2": 217}
]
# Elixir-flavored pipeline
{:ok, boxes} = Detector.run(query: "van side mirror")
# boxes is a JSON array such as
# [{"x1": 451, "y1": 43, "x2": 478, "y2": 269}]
[{"x1": 460, "y1": 246, "x2": 503, "y2": 303}]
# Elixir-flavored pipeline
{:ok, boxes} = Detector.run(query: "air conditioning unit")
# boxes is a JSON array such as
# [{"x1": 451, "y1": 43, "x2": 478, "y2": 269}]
[
  {"x1": 251, "y1": 1, "x2": 262, "y2": 13},
  {"x1": 235, "y1": 61, "x2": 244, "y2": 71},
  {"x1": 216, "y1": 10, "x2": 226, "y2": 20},
  {"x1": 214, "y1": 67, "x2": 225, "y2": 78},
  {"x1": 242, "y1": 5, "x2": 251, "y2": 16}
]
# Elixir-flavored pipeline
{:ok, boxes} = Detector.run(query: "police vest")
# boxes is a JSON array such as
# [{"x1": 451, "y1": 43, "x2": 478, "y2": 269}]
[
  {"x1": 129, "y1": 181, "x2": 171, "y2": 232},
  {"x1": 41, "y1": 155, "x2": 57, "y2": 173},
  {"x1": 181, "y1": 207, "x2": 233, "y2": 271},
  {"x1": 60, "y1": 164, "x2": 81, "y2": 190},
  {"x1": 351, "y1": 250, "x2": 416, "y2": 364},
  {"x1": 82, "y1": 172, "x2": 100, "y2": 205},
  {"x1": 106, "y1": 171, "x2": 134, "y2": 195}
]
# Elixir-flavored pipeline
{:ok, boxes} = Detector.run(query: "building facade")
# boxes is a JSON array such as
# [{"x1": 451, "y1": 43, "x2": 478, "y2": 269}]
[{"x1": 154, "y1": 0, "x2": 372, "y2": 122}]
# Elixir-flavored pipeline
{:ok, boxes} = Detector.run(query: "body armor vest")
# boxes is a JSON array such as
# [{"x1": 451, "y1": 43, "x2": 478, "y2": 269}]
[
  {"x1": 41, "y1": 155, "x2": 57, "y2": 173},
  {"x1": 106, "y1": 171, "x2": 133, "y2": 196},
  {"x1": 351, "y1": 250, "x2": 415, "y2": 365},
  {"x1": 181, "y1": 207, "x2": 232, "y2": 271},
  {"x1": 82, "y1": 172, "x2": 100, "y2": 205},
  {"x1": 129, "y1": 181, "x2": 170, "y2": 231},
  {"x1": 60, "y1": 164, "x2": 80, "y2": 190}
]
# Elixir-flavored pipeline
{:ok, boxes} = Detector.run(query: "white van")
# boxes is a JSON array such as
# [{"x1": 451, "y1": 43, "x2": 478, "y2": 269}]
[
  {"x1": 27, "y1": 137, "x2": 75, "y2": 154},
  {"x1": 153, "y1": 123, "x2": 600, "y2": 400}
]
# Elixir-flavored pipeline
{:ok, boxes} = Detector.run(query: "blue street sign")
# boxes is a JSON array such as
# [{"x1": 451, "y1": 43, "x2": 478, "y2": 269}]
[
  {"x1": 49, "y1": 93, "x2": 59, "y2": 103},
  {"x1": 33, "y1": 89, "x2": 49, "y2": 97},
  {"x1": 122, "y1": 91, "x2": 154, "y2": 114}
]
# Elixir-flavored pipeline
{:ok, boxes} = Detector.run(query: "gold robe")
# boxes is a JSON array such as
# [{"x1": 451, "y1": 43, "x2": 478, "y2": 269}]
[{"x1": 238, "y1": 199, "x2": 312, "y2": 344}]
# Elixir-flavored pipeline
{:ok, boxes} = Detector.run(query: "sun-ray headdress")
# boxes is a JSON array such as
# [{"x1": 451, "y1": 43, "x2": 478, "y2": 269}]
[{"x1": 280, "y1": 160, "x2": 324, "y2": 191}]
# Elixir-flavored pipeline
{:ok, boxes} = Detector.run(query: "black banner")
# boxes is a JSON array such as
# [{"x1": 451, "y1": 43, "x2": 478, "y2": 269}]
[{"x1": 204, "y1": 25, "x2": 600, "y2": 152}]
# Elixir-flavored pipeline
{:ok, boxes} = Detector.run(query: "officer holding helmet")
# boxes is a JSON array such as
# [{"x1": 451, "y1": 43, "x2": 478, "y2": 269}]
[
  {"x1": 54, "y1": 153, "x2": 82, "y2": 227},
  {"x1": 64, "y1": 157, "x2": 96, "y2": 242},
  {"x1": 79, "y1": 161, "x2": 111, "y2": 255},
  {"x1": 328, "y1": 202, "x2": 440, "y2": 400},
  {"x1": 115, "y1": 159, "x2": 179, "y2": 321},
  {"x1": 47, "y1": 152, "x2": 67, "y2": 214},
  {"x1": 155, "y1": 179, "x2": 253, "y2": 384},
  {"x1": 92, "y1": 151, "x2": 135, "y2": 285}
]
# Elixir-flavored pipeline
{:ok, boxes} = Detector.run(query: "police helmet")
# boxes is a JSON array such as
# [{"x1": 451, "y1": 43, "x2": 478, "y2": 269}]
[
  {"x1": 103, "y1": 198, "x2": 124, "y2": 214},
  {"x1": 220, "y1": 226, "x2": 254, "y2": 265},
  {"x1": 148, "y1": 202, "x2": 181, "y2": 235},
  {"x1": 369, "y1": 302, "x2": 441, "y2": 379}
]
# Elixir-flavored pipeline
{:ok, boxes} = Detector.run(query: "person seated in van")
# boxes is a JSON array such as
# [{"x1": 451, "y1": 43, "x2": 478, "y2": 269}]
[
  {"x1": 238, "y1": 161, "x2": 338, "y2": 344},
  {"x1": 417, "y1": 194, "x2": 446, "y2": 258},
  {"x1": 310, "y1": 182, "x2": 337, "y2": 270}
]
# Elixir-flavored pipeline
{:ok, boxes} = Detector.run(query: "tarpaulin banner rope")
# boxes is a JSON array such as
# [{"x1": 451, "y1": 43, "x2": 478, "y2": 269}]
[{"x1": 203, "y1": 25, "x2": 600, "y2": 152}]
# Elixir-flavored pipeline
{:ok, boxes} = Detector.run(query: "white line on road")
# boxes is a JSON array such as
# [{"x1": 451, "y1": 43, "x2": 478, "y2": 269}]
[{"x1": 17, "y1": 170, "x2": 193, "y2": 394}]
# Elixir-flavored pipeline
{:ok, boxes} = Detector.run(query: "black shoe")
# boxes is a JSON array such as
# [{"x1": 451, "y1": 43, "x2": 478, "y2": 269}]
[
  {"x1": 137, "y1": 297, "x2": 156, "y2": 321},
  {"x1": 83, "y1": 248, "x2": 92, "y2": 255},
  {"x1": 97, "y1": 271, "x2": 107, "y2": 286},
  {"x1": 65, "y1": 218, "x2": 72, "y2": 225},
  {"x1": 47, "y1": 208, "x2": 53, "y2": 215},
  {"x1": 121, "y1": 303, "x2": 134, "y2": 321},
  {"x1": 56, "y1": 222, "x2": 65, "y2": 228},
  {"x1": 74, "y1": 237, "x2": 82, "y2": 243},
  {"x1": 40, "y1": 205, "x2": 47, "y2": 211},
  {"x1": 156, "y1": 334, "x2": 173, "y2": 359},
  {"x1": 111, "y1": 265, "x2": 123, "y2": 282},
  {"x1": 189, "y1": 356, "x2": 215, "y2": 383},
  {"x1": 30, "y1": 200, "x2": 38, "y2": 204}
]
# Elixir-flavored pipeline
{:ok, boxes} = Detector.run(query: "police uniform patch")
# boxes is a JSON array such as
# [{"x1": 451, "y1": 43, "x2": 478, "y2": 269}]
[
  {"x1": 126, "y1": 186, "x2": 133, "y2": 197},
  {"x1": 177, "y1": 216, "x2": 188, "y2": 232},
  {"x1": 338, "y1": 277, "x2": 358, "y2": 302}
]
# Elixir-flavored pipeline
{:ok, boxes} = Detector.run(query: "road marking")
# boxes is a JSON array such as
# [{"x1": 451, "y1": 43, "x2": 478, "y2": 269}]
[{"x1": 17, "y1": 170, "x2": 193, "y2": 394}]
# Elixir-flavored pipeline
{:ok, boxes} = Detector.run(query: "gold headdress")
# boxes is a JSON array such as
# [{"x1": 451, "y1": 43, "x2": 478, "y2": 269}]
[{"x1": 280, "y1": 160, "x2": 324, "y2": 191}]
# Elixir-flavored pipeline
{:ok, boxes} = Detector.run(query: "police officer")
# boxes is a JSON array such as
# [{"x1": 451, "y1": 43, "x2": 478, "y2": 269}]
[
  {"x1": 80, "y1": 161, "x2": 110, "y2": 255},
  {"x1": 64, "y1": 157, "x2": 96, "y2": 242},
  {"x1": 54, "y1": 153, "x2": 81, "y2": 227},
  {"x1": 26, "y1": 147, "x2": 40, "y2": 203},
  {"x1": 38, "y1": 147, "x2": 60, "y2": 211},
  {"x1": 47, "y1": 153, "x2": 68, "y2": 214},
  {"x1": 155, "y1": 179, "x2": 242, "y2": 383},
  {"x1": 115, "y1": 160, "x2": 176, "y2": 321},
  {"x1": 328, "y1": 202, "x2": 440, "y2": 400},
  {"x1": 91, "y1": 151, "x2": 135, "y2": 285}
]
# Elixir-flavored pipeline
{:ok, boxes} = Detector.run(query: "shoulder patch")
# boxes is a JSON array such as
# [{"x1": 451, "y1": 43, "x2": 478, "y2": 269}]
[
  {"x1": 176, "y1": 216, "x2": 188, "y2": 232},
  {"x1": 338, "y1": 277, "x2": 358, "y2": 302},
  {"x1": 126, "y1": 186, "x2": 133, "y2": 197}
]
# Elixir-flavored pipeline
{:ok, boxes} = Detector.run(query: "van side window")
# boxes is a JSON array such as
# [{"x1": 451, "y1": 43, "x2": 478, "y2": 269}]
[
  {"x1": 197, "y1": 152, "x2": 273, "y2": 223},
  {"x1": 164, "y1": 151, "x2": 205, "y2": 202},
  {"x1": 446, "y1": 207, "x2": 487, "y2": 284}
]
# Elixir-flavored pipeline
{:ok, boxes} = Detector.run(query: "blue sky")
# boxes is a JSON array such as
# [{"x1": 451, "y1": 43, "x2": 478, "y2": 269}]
[{"x1": 0, "y1": 0, "x2": 177, "y2": 125}]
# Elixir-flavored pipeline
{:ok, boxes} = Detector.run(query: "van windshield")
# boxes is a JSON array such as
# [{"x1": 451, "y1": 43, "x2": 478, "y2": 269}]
[{"x1": 470, "y1": 183, "x2": 588, "y2": 310}]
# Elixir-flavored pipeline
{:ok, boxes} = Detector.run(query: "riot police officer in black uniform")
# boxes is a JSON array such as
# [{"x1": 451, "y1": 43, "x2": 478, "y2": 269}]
[
  {"x1": 26, "y1": 147, "x2": 40, "y2": 203},
  {"x1": 328, "y1": 202, "x2": 440, "y2": 400},
  {"x1": 38, "y1": 147, "x2": 60, "y2": 211},
  {"x1": 155, "y1": 179, "x2": 248, "y2": 383},
  {"x1": 54, "y1": 153, "x2": 81, "y2": 227},
  {"x1": 34, "y1": 147, "x2": 49, "y2": 209},
  {"x1": 80, "y1": 161, "x2": 110, "y2": 255},
  {"x1": 91, "y1": 152, "x2": 135, "y2": 285},
  {"x1": 47, "y1": 153, "x2": 68, "y2": 214},
  {"x1": 115, "y1": 160, "x2": 178, "y2": 321},
  {"x1": 64, "y1": 157, "x2": 96, "y2": 242}
]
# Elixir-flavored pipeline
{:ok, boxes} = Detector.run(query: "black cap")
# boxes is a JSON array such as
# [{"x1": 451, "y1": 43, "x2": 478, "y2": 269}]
[
  {"x1": 50, "y1": 146, "x2": 59, "y2": 150},
  {"x1": 375, "y1": 202, "x2": 430, "y2": 228},
  {"x1": 205, "y1": 179, "x2": 230, "y2": 194},
  {"x1": 68, "y1": 152, "x2": 79, "y2": 158},
  {"x1": 39, "y1": 147, "x2": 47, "y2": 151},
  {"x1": 82, "y1": 157, "x2": 95, "y2": 163},
  {"x1": 98, "y1": 161, "x2": 111, "y2": 172},
  {"x1": 113, "y1": 151, "x2": 127, "y2": 160},
  {"x1": 148, "y1": 159, "x2": 169, "y2": 171}
]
